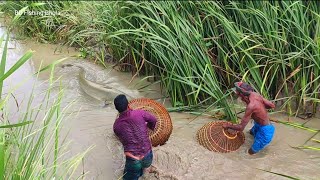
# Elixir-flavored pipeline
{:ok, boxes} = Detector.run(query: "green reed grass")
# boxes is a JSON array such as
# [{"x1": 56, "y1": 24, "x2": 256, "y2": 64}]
[
  {"x1": 312, "y1": 139, "x2": 320, "y2": 143},
  {"x1": 1, "y1": 85, "x2": 88, "y2": 179},
  {"x1": 257, "y1": 168, "x2": 300, "y2": 180},
  {"x1": 0, "y1": 55, "x2": 88, "y2": 179},
  {"x1": 0, "y1": 131, "x2": 4, "y2": 180},
  {"x1": 2, "y1": 1, "x2": 320, "y2": 120},
  {"x1": 274, "y1": 120, "x2": 319, "y2": 133},
  {"x1": 297, "y1": 146, "x2": 320, "y2": 151}
]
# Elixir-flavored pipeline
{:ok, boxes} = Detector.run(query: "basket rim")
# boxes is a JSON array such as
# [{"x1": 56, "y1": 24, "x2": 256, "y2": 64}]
[{"x1": 197, "y1": 121, "x2": 245, "y2": 153}]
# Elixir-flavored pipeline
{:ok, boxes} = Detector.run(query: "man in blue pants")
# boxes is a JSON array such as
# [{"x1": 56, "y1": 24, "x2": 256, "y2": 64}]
[{"x1": 223, "y1": 82, "x2": 275, "y2": 155}]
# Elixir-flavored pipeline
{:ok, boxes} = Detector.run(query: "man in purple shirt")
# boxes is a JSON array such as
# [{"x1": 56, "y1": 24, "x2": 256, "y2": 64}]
[{"x1": 113, "y1": 94, "x2": 157, "y2": 180}]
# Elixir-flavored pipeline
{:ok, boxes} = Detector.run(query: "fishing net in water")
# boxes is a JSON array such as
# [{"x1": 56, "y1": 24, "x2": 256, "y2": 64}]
[
  {"x1": 128, "y1": 98, "x2": 173, "y2": 146},
  {"x1": 196, "y1": 121, "x2": 245, "y2": 153}
]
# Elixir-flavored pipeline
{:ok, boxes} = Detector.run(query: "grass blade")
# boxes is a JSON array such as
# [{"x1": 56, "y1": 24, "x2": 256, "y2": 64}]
[
  {"x1": 257, "y1": 168, "x2": 300, "y2": 180},
  {"x1": 0, "y1": 131, "x2": 4, "y2": 180},
  {"x1": 0, "y1": 50, "x2": 33, "y2": 82},
  {"x1": 0, "y1": 121, "x2": 33, "y2": 129},
  {"x1": 0, "y1": 32, "x2": 9, "y2": 99}
]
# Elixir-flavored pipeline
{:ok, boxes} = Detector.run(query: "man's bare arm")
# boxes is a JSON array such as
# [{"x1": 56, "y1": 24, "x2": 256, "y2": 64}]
[
  {"x1": 224, "y1": 105, "x2": 254, "y2": 131},
  {"x1": 262, "y1": 98, "x2": 275, "y2": 109}
]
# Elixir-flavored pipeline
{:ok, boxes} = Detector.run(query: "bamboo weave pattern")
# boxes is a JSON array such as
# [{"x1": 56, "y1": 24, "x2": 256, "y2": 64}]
[
  {"x1": 197, "y1": 121, "x2": 245, "y2": 153},
  {"x1": 129, "y1": 98, "x2": 173, "y2": 146}
]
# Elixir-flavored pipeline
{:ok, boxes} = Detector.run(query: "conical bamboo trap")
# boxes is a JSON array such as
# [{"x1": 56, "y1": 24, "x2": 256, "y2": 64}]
[
  {"x1": 128, "y1": 98, "x2": 173, "y2": 146},
  {"x1": 196, "y1": 121, "x2": 245, "y2": 153}
]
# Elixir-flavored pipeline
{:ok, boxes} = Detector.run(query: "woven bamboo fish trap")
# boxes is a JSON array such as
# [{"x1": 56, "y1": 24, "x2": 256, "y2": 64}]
[
  {"x1": 128, "y1": 98, "x2": 173, "y2": 146},
  {"x1": 196, "y1": 121, "x2": 245, "y2": 153}
]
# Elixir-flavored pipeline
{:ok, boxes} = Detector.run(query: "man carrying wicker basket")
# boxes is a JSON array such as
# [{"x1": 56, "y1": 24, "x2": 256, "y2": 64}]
[
  {"x1": 223, "y1": 82, "x2": 275, "y2": 155},
  {"x1": 113, "y1": 94, "x2": 157, "y2": 180}
]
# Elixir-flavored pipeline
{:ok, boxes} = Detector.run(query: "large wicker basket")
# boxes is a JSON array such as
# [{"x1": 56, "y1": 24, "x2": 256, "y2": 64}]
[
  {"x1": 128, "y1": 98, "x2": 173, "y2": 146},
  {"x1": 196, "y1": 121, "x2": 245, "y2": 153}
]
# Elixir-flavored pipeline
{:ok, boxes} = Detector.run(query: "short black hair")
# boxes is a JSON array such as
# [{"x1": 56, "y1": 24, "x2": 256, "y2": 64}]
[
  {"x1": 114, "y1": 94, "x2": 128, "y2": 113},
  {"x1": 240, "y1": 82, "x2": 254, "y2": 92},
  {"x1": 234, "y1": 81, "x2": 254, "y2": 96}
]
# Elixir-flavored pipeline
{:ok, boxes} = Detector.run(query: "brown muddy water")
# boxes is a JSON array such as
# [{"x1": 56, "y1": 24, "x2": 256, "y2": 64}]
[{"x1": 1, "y1": 25, "x2": 320, "y2": 180}]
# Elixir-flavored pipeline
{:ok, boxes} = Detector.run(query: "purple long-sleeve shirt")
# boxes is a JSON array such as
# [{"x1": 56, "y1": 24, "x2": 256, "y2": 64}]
[{"x1": 113, "y1": 109, "x2": 157, "y2": 156}]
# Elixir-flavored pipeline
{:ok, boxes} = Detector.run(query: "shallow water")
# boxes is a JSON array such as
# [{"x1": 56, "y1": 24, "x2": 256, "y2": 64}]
[{"x1": 1, "y1": 21, "x2": 320, "y2": 180}]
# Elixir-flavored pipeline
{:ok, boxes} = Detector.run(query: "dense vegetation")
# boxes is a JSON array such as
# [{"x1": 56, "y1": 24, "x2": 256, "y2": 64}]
[{"x1": 1, "y1": 1, "x2": 320, "y2": 121}]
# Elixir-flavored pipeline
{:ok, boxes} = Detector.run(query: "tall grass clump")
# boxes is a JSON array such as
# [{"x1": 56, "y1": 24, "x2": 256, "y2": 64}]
[
  {"x1": 1, "y1": 1, "x2": 112, "y2": 66},
  {"x1": 2, "y1": 1, "x2": 320, "y2": 120},
  {"x1": 2, "y1": 82, "x2": 88, "y2": 179},
  {"x1": 0, "y1": 14, "x2": 88, "y2": 179},
  {"x1": 105, "y1": 1, "x2": 238, "y2": 120}
]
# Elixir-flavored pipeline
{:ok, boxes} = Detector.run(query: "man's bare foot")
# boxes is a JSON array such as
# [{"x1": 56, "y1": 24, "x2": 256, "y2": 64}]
[
  {"x1": 249, "y1": 130, "x2": 254, "y2": 136},
  {"x1": 149, "y1": 165, "x2": 158, "y2": 173},
  {"x1": 143, "y1": 165, "x2": 159, "y2": 178},
  {"x1": 248, "y1": 148, "x2": 256, "y2": 155},
  {"x1": 150, "y1": 165, "x2": 157, "y2": 173},
  {"x1": 144, "y1": 165, "x2": 157, "y2": 174}
]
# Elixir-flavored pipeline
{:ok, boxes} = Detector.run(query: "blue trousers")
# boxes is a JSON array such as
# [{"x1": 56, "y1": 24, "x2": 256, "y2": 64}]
[{"x1": 250, "y1": 122, "x2": 275, "y2": 153}]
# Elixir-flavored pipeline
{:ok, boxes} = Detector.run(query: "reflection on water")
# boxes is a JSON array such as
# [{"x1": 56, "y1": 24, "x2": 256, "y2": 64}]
[{"x1": 1, "y1": 20, "x2": 320, "y2": 180}]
